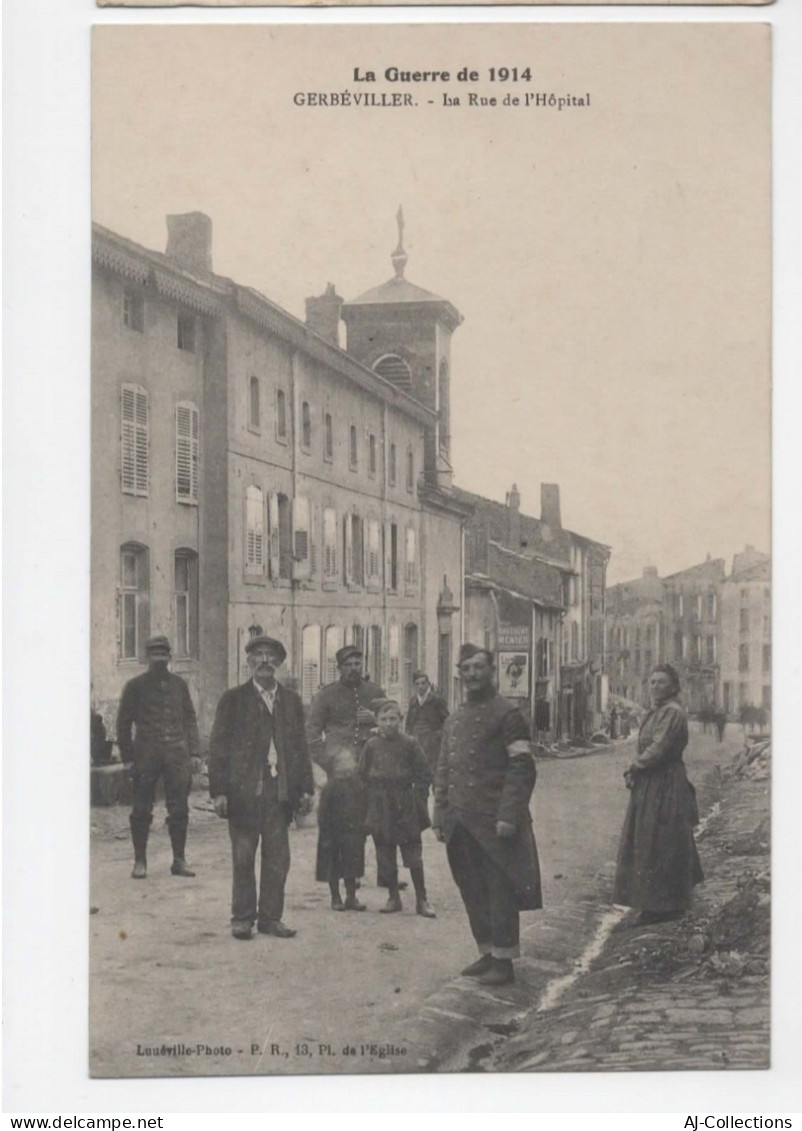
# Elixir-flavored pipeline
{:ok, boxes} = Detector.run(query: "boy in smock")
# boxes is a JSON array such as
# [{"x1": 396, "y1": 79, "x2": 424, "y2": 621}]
[{"x1": 358, "y1": 699, "x2": 436, "y2": 918}]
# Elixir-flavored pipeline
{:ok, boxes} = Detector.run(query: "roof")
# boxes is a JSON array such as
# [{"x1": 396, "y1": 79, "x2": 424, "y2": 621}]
[
  {"x1": 726, "y1": 559, "x2": 771, "y2": 584},
  {"x1": 343, "y1": 275, "x2": 463, "y2": 331},
  {"x1": 468, "y1": 542, "x2": 564, "y2": 609},
  {"x1": 663, "y1": 558, "x2": 726, "y2": 585}
]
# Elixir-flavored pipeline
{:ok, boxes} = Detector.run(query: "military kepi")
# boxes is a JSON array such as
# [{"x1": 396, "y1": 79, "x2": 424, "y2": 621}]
[
  {"x1": 336, "y1": 644, "x2": 363, "y2": 666},
  {"x1": 458, "y1": 642, "x2": 492, "y2": 664},
  {"x1": 245, "y1": 634, "x2": 287, "y2": 664},
  {"x1": 145, "y1": 635, "x2": 172, "y2": 654}
]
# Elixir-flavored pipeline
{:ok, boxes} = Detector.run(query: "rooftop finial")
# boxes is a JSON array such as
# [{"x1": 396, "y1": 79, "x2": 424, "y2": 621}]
[{"x1": 391, "y1": 205, "x2": 408, "y2": 279}]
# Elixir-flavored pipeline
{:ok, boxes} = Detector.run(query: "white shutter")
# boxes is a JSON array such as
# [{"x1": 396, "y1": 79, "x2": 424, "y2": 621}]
[
  {"x1": 292, "y1": 496, "x2": 311, "y2": 580},
  {"x1": 323, "y1": 507, "x2": 337, "y2": 577},
  {"x1": 268, "y1": 492, "x2": 281, "y2": 581},
  {"x1": 245, "y1": 486, "x2": 264, "y2": 574},
  {"x1": 175, "y1": 402, "x2": 199, "y2": 504},
  {"x1": 343, "y1": 514, "x2": 353, "y2": 584},
  {"x1": 309, "y1": 502, "x2": 318, "y2": 577},
  {"x1": 121, "y1": 384, "x2": 149, "y2": 497}
]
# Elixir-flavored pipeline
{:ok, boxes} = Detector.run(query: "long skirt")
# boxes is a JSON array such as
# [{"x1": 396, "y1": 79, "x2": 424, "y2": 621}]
[
  {"x1": 614, "y1": 760, "x2": 704, "y2": 912},
  {"x1": 315, "y1": 776, "x2": 366, "y2": 883}
]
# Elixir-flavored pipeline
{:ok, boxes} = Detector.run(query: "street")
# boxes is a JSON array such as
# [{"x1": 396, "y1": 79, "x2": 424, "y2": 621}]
[{"x1": 89, "y1": 725, "x2": 743, "y2": 1077}]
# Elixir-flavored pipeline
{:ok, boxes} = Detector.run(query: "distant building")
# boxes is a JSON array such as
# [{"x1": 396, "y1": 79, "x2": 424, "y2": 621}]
[
  {"x1": 719, "y1": 546, "x2": 771, "y2": 720},
  {"x1": 456, "y1": 482, "x2": 610, "y2": 743},
  {"x1": 91, "y1": 212, "x2": 470, "y2": 741},
  {"x1": 606, "y1": 567, "x2": 666, "y2": 704},
  {"x1": 662, "y1": 556, "x2": 726, "y2": 713}
]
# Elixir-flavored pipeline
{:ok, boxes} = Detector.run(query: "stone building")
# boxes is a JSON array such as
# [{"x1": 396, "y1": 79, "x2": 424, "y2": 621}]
[
  {"x1": 718, "y1": 546, "x2": 771, "y2": 720},
  {"x1": 91, "y1": 212, "x2": 470, "y2": 741},
  {"x1": 456, "y1": 483, "x2": 610, "y2": 743},
  {"x1": 662, "y1": 556, "x2": 726, "y2": 714},
  {"x1": 606, "y1": 567, "x2": 666, "y2": 703}
]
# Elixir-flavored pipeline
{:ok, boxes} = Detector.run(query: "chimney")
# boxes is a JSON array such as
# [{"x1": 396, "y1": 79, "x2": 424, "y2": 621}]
[
  {"x1": 165, "y1": 212, "x2": 213, "y2": 275},
  {"x1": 505, "y1": 484, "x2": 521, "y2": 511},
  {"x1": 305, "y1": 283, "x2": 343, "y2": 346},
  {"x1": 541, "y1": 483, "x2": 562, "y2": 530},
  {"x1": 505, "y1": 484, "x2": 522, "y2": 548}
]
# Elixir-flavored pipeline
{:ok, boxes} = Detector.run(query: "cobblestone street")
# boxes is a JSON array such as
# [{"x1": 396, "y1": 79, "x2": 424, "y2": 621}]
[{"x1": 89, "y1": 725, "x2": 761, "y2": 1078}]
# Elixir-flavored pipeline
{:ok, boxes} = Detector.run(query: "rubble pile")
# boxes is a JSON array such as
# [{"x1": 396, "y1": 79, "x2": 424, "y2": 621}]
[{"x1": 730, "y1": 737, "x2": 771, "y2": 782}]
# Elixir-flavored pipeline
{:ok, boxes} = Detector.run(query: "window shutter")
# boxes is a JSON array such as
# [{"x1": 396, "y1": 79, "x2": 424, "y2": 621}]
[
  {"x1": 323, "y1": 508, "x2": 337, "y2": 577},
  {"x1": 176, "y1": 402, "x2": 199, "y2": 504},
  {"x1": 292, "y1": 496, "x2": 311, "y2": 580},
  {"x1": 268, "y1": 492, "x2": 281, "y2": 581},
  {"x1": 309, "y1": 502, "x2": 318, "y2": 577},
  {"x1": 121, "y1": 384, "x2": 149, "y2": 497},
  {"x1": 343, "y1": 514, "x2": 353, "y2": 584},
  {"x1": 245, "y1": 486, "x2": 264, "y2": 574},
  {"x1": 384, "y1": 521, "x2": 392, "y2": 589}
]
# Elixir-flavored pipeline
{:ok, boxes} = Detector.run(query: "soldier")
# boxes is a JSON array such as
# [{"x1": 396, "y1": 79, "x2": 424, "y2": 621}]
[
  {"x1": 433, "y1": 644, "x2": 542, "y2": 986},
  {"x1": 116, "y1": 635, "x2": 201, "y2": 880}
]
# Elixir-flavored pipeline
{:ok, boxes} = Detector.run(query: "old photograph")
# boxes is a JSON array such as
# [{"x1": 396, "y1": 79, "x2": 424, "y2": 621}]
[{"x1": 90, "y1": 23, "x2": 771, "y2": 1078}]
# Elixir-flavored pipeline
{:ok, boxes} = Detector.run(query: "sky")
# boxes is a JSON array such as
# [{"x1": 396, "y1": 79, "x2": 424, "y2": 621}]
[{"x1": 92, "y1": 23, "x2": 771, "y2": 584}]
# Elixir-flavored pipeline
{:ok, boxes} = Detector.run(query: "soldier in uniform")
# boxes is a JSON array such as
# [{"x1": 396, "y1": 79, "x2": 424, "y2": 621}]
[
  {"x1": 116, "y1": 635, "x2": 201, "y2": 880},
  {"x1": 433, "y1": 644, "x2": 542, "y2": 986},
  {"x1": 306, "y1": 645, "x2": 385, "y2": 909}
]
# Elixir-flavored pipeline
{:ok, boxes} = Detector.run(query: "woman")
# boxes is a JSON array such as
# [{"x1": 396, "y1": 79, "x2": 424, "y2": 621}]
[{"x1": 613, "y1": 664, "x2": 703, "y2": 924}]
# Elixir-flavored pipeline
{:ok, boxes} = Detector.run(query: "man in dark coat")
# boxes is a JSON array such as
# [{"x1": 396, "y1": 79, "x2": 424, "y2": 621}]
[
  {"x1": 117, "y1": 635, "x2": 201, "y2": 880},
  {"x1": 433, "y1": 644, "x2": 542, "y2": 987},
  {"x1": 405, "y1": 671, "x2": 450, "y2": 776},
  {"x1": 209, "y1": 635, "x2": 314, "y2": 941},
  {"x1": 306, "y1": 645, "x2": 385, "y2": 906}
]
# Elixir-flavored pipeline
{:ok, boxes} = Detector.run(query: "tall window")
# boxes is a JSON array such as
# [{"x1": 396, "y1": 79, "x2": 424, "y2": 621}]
[
  {"x1": 121, "y1": 384, "x2": 149, "y2": 497},
  {"x1": 119, "y1": 543, "x2": 149, "y2": 660},
  {"x1": 174, "y1": 550, "x2": 199, "y2": 659},
  {"x1": 122, "y1": 289, "x2": 144, "y2": 332},
  {"x1": 368, "y1": 625, "x2": 383, "y2": 686},
  {"x1": 278, "y1": 493, "x2": 292, "y2": 580},
  {"x1": 276, "y1": 389, "x2": 287, "y2": 440},
  {"x1": 301, "y1": 625, "x2": 321, "y2": 703},
  {"x1": 707, "y1": 592, "x2": 717, "y2": 620},
  {"x1": 177, "y1": 311, "x2": 195, "y2": 353},
  {"x1": 406, "y1": 447, "x2": 414, "y2": 492},
  {"x1": 740, "y1": 608, "x2": 750, "y2": 634},
  {"x1": 345, "y1": 624, "x2": 364, "y2": 654},
  {"x1": 349, "y1": 424, "x2": 358, "y2": 469},
  {"x1": 389, "y1": 522, "x2": 399, "y2": 590},
  {"x1": 175, "y1": 402, "x2": 199, "y2": 504},
  {"x1": 245, "y1": 485, "x2": 264, "y2": 575},
  {"x1": 324, "y1": 626, "x2": 342, "y2": 684},
  {"x1": 249, "y1": 377, "x2": 260, "y2": 430},
  {"x1": 695, "y1": 595, "x2": 703, "y2": 622},
  {"x1": 705, "y1": 635, "x2": 717, "y2": 665},
  {"x1": 324, "y1": 413, "x2": 333, "y2": 461},
  {"x1": 302, "y1": 401, "x2": 312, "y2": 450},
  {"x1": 739, "y1": 643, "x2": 750, "y2": 673},
  {"x1": 388, "y1": 443, "x2": 397, "y2": 486},
  {"x1": 368, "y1": 434, "x2": 377, "y2": 478},
  {"x1": 323, "y1": 507, "x2": 338, "y2": 578},
  {"x1": 404, "y1": 525, "x2": 417, "y2": 587},
  {"x1": 388, "y1": 622, "x2": 400, "y2": 685},
  {"x1": 351, "y1": 514, "x2": 364, "y2": 586},
  {"x1": 291, "y1": 496, "x2": 312, "y2": 580},
  {"x1": 403, "y1": 624, "x2": 419, "y2": 700},
  {"x1": 571, "y1": 621, "x2": 579, "y2": 661},
  {"x1": 366, "y1": 519, "x2": 381, "y2": 583}
]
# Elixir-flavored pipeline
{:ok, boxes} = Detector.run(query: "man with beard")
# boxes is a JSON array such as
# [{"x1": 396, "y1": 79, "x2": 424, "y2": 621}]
[
  {"x1": 117, "y1": 635, "x2": 201, "y2": 880},
  {"x1": 433, "y1": 644, "x2": 542, "y2": 986},
  {"x1": 306, "y1": 645, "x2": 385, "y2": 910},
  {"x1": 209, "y1": 635, "x2": 315, "y2": 941}
]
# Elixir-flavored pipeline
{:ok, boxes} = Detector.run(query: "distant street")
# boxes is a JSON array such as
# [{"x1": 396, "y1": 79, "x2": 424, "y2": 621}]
[{"x1": 89, "y1": 724, "x2": 744, "y2": 1077}]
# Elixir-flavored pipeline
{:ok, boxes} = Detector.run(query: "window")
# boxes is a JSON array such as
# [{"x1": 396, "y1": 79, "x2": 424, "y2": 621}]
[
  {"x1": 706, "y1": 635, "x2": 717, "y2": 665},
  {"x1": 707, "y1": 593, "x2": 717, "y2": 620},
  {"x1": 723, "y1": 682, "x2": 732, "y2": 714},
  {"x1": 741, "y1": 588, "x2": 749, "y2": 601},
  {"x1": 633, "y1": 647, "x2": 640, "y2": 673},
  {"x1": 177, "y1": 311, "x2": 195, "y2": 353},
  {"x1": 292, "y1": 496, "x2": 312, "y2": 580},
  {"x1": 345, "y1": 624, "x2": 364, "y2": 654},
  {"x1": 738, "y1": 682, "x2": 748, "y2": 708},
  {"x1": 388, "y1": 443, "x2": 397, "y2": 486},
  {"x1": 277, "y1": 493, "x2": 292, "y2": 580},
  {"x1": 368, "y1": 625, "x2": 383, "y2": 687},
  {"x1": 121, "y1": 384, "x2": 149, "y2": 497},
  {"x1": 122, "y1": 289, "x2": 144, "y2": 332},
  {"x1": 174, "y1": 550, "x2": 199, "y2": 659},
  {"x1": 324, "y1": 626, "x2": 342, "y2": 684},
  {"x1": 344, "y1": 513, "x2": 364, "y2": 586},
  {"x1": 323, "y1": 507, "x2": 338, "y2": 578},
  {"x1": 349, "y1": 424, "x2": 358, "y2": 469},
  {"x1": 245, "y1": 486, "x2": 265, "y2": 575},
  {"x1": 763, "y1": 614, "x2": 771, "y2": 638},
  {"x1": 695, "y1": 595, "x2": 703, "y2": 622},
  {"x1": 674, "y1": 630, "x2": 683, "y2": 660},
  {"x1": 301, "y1": 625, "x2": 321, "y2": 703},
  {"x1": 302, "y1": 401, "x2": 312, "y2": 450},
  {"x1": 374, "y1": 354, "x2": 412, "y2": 390},
  {"x1": 388, "y1": 522, "x2": 399, "y2": 590},
  {"x1": 762, "y1": 644, "x2": 771, "y2": 673},
  {"x1": 635, "y1": 626, "x2": 641, "y2": 645},
  {"x1": 324, "y1": 413, "x2": 333, "y2": 461},
  {"x1": 368, "y1": 433, "x2": 377, "y2": 478},
  {"x1": 249, "y1": 377, "x2": 260, "y2": 431},
  {"x1": 678, "y1": 593, "x2": 684, "y2": 617},
  {"x1": 403, "y1": 624, "x2": 419, "y2": 699},
  {"x1": 644, "y1": 649, "x2": 653, "y2": 672},
  {"x1": 367, "y1": 519, "x2": 381, "y2": 584},
  {"x1": 388, "y1": 622, "x2": 400, "y2": 685},
  {"x1": 739, "y1": 643, "x2": 750, "y2": 673},
  {"x1": 119, "y1": 543, "x2": 149, "y2": 660},
  {"x1": 406, "y1": 447, "x2": 414, "y2": 492},
  {"x1": 276, "y1": 389, "x2": 287, "y2": 441},
  {"x1": 175, "y1": 402, "x2": 199, "y2": 504},
  {"x1": 571, "y1": 622, "x2": 579, "y2": 661},
  {"x1": 762, "y1": 686, "x2": 771, "y2": 712},
  {"x1": 404, "y1": 526, "x2": 417, "y2": 587},
  {"x1": 740, "y1": 608, "x2": 750, "y2": 634}
]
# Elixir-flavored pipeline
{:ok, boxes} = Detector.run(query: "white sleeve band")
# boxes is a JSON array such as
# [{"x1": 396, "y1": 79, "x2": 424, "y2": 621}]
[{"x1": 507, "y1": 740, "x2": 531, "y2": 756}]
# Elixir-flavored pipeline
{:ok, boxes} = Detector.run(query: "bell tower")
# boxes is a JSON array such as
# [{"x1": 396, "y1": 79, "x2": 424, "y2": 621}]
[{"x1": 341, "y1": 208, "x2": 462, "y2": 489}]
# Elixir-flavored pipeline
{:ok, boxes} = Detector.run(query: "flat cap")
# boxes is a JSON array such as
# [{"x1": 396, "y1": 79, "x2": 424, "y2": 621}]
[
  {"x1": 245, "y1": 635, "x2": 287, "y2": 665},
  {"x1": 145, "y1": 635, "x2": 172, "y2": 654},
  {"x1": 336, "y1": 645, "x2": 363, "y2": 666}
]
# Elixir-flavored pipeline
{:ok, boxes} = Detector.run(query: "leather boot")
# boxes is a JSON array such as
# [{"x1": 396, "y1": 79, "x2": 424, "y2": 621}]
[
  {"x1": 130, "y1": 814, "x2": 150, "y2": 879},
  {"x1": 168, "y1": 818, "x2": 195, "y2": 877}
]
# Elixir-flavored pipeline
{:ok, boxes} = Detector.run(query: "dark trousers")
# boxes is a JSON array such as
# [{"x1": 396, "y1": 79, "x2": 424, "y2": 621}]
[
  {"x1": 228, "y1": 778, "x2": 290, "y2": 928},
  {"x1": 446, "y1": 822, "x2": 520, "y2": 959},
  {"x1": 131, "y1": 742, "x2": 192, "y2": 830}
]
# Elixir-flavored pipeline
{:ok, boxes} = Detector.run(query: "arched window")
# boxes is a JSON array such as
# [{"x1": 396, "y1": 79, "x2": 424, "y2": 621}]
[
  {"x1": 302, "y1": 401, "x2": 312, "y2": 450},
  {"x1": 301, "y1": 625, "x2": 321, "y2": 703},
  {"x1": 119, "y1": 542, "x2": 149, "y2": 660},
  {"x1": 174, "y1": 549, "x2": 199, "y2": 658},
  {"x1": 249, "y1": 377, "x2": 260, "y2": 430},
  {"x1": 245, "y1": 485, "x2": 264, "y2": 575},
  {"x1": 374, "y1": 354, "x2": 412, "y2": 391},
  {"x1": 276, "y1": 389, "x2": 287, "y2": 440},
  {"x1": 324, "y1": 413, "x2": 333, "y2": 461},
  {"x1": 438, "y1": 359, "x2": 451, "y2": 456}
]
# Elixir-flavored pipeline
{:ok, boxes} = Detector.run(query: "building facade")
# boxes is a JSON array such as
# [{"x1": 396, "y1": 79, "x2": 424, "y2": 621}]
[
  {"x1": 662, "y1": 557, "x2": 726, "y2": 714},
  {"x1": 606, "y1": 567, "x2": 666, "y2": 703},
  {"x1": 92, "y1": 213, "x2": 470, "y2": 742},
  {"x1": 719, "y1": 547, "x2": 771, "y2": 720}
]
